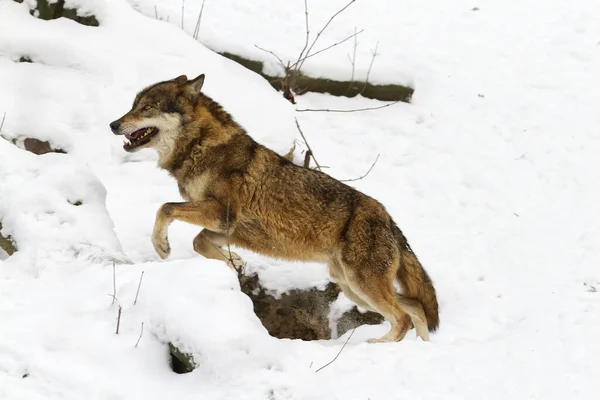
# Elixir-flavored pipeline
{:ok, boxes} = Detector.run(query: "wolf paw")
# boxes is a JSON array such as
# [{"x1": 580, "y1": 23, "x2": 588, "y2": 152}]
[
  {"x1": 366, "y1": 337, "x2": 387, "y2": 344},
  {"x1": 225, "y1": 251, "x2": 246, "y2": 273},
  {"x1": 152, "y1": 234, "x2": 171, "y2": 259}
]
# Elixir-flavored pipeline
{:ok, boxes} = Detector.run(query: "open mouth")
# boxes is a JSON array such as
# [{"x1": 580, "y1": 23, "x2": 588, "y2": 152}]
[{"x1": 123, "y1": 127, "x2": 159, "y2": 150}]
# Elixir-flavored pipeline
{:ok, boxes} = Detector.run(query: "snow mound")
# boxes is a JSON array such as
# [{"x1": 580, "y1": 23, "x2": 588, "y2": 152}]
[{"x1": 0, "y1": 140, "x2": 127, "y2": 269}]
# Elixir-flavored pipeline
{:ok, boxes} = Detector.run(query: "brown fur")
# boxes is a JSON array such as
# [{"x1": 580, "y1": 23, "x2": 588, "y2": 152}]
[{"x1": 110, "y1": 74, "x2": 439, "y2": 342}]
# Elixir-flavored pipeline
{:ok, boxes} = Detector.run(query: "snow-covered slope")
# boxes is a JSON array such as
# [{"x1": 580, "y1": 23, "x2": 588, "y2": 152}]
[{"x1": 1, "y1": 0, "x2": 599, "y2": 399}]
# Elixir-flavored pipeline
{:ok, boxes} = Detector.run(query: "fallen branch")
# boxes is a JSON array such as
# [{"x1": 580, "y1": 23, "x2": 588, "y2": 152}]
[
  {"x1": 315, "y1": 327, "x2": 356, "y2": 372},
  {"x1": 340, "y1": 154, "x2": 380, "y2": 182},
  {"x1": 296, "y1": 99, "x2": 401, "y2": 113},
  {"x1": 294, "y1": 118, "x2": 322, "y2": 171},
  {"x1": 135, "y1": 322, "x2": 144, "y2": 348},
  {"x1": 133, "y1": 271, "x2": 145, "y2": 306}
]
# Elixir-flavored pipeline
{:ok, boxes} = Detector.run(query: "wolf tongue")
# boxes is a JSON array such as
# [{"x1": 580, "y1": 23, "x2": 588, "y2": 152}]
[{"x1": 130, "y1": 129, "x2": 146, "y2": 140}]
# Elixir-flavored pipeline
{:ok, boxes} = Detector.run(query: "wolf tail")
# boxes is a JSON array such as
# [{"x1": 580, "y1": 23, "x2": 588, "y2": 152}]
[{"x1": 394, "y1": 226, "x2": 440, "y2": 332}]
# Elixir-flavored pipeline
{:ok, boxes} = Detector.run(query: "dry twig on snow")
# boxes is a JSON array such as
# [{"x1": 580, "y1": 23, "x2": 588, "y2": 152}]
[{"x1": 315, "y1": 328, "x2": 356, "y2": 372}]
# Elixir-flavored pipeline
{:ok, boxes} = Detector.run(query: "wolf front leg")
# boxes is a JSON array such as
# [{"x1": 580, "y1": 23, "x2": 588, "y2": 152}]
[{"x1": 152, "y1": 199, "x2": 236, "y2": 259}]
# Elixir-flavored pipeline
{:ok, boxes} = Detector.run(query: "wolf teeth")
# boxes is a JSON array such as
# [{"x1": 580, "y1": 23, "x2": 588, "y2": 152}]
[
  {"x1": 145, "y1": 128, "x2": 152, "y2": 134},
  {"x1": 124, "y1": 140, "x2": 131, "y2": 145}
]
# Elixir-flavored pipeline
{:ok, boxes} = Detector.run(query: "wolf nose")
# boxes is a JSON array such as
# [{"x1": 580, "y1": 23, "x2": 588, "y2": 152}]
[{"x1": 110, "y1": 120, "x2": 121, "y2": 134}]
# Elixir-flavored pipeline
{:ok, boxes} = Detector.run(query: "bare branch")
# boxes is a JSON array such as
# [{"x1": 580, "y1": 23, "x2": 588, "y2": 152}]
[
  {"x1": 192, "y1": 0, "x2": 206, "y2": 40},
  {"x1": 0, "y1": 112, "x2": 5, "y2": 132},
  {"x1": 297, "y1": 0, "x2": 357, "y2": 72},
  {"x1": 296, "y1": 99, "x2": 401, "y2": 113},
  {"x1": 340, "y1": 154, "x2": 380, "y2": 182},
  {"x1": 112, "y1": 262, "x2": 116, "y2": 305},
  {"x1": 254, "y1": 45, "x2": 287, "y2": 70},
  {"x1": 315, "y1": 328, "x2": 356, "y2": 372},
  {"x1": 154, "y1": 5, "x2": 158, "y2": 19},
  {"x1": 133, "y1": 271, "x2": 145, "y2": 306},
  {"x1": 361, "y1": 41, "x2": 379, "y2": 94},
  {"x1": 294, "y1": 0, "x2": 310, "y2": 67},
  {"x1": 293, "y1": 29, "x2": 364, "y2": 68},
  {"x1": 294, "y1": 118, "x2": 322, "y2": 171},
  {"x1": 346, "y1": 27, "x2": 358, "y2": 94},
  {"x1": 135, "y1": 322, "x2": 144, "y2": 348},
  {"x1": 115, "y1": 305, "x2": 122, "y2": 335}
]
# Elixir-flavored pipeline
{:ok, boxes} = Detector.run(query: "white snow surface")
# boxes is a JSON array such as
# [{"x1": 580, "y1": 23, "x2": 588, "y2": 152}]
[{"x1": 1, "y1": 0, "x2": 600, "y2": 399}]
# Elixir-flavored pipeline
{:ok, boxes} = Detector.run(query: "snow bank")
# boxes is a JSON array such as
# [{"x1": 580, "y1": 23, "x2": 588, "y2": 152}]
[{"x1": 0, "y1": 140, "x2": 127, "y2": 269}]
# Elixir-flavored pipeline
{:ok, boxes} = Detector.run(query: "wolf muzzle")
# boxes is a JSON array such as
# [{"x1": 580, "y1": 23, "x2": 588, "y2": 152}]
[{"x1": 110, "y1": 120, "x2": 121, "y2": 135}]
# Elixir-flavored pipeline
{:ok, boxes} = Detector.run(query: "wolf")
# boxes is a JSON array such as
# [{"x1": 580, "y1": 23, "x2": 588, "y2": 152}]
[{"x1": 109, "y1": 74, "x2": 439, "y2": 342}]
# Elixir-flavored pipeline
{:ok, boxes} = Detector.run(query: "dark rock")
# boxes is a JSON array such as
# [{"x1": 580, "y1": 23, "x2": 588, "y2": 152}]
[
  {"x1": 15, "y1": 0, "x2": 99, "y2": 27},
  {"x1": 0, "y1": 221, "x2": 17, "y2": 257},
  {"x1": 238, "y1": 271, "x2": 384, "y2": 341}
]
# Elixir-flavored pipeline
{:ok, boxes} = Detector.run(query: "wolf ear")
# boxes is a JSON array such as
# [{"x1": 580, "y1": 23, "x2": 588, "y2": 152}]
[
  {"x1": 174, "y1": 75, "x2": 188, "y2": 85},
  {"x1": 188, "y1": 74, "x2": 205, "y2": 94}
]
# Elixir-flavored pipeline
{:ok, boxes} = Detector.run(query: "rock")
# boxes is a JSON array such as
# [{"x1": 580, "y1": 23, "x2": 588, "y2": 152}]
[
  {"x1": 19, "y1": 138, "x2": 66, "y2": 155},
  {"x1": 0, "y1": 221, "x2": 17, "y2": 257},
  {"x1": 168, "y1": 343, "x2": 196, "y2": 374},
  {"x1": 13, "y1": 0, "x2": 99, "y2": 27},
  {"x1": 238, "y1": 271, "x2": 384, "y2": 341}
]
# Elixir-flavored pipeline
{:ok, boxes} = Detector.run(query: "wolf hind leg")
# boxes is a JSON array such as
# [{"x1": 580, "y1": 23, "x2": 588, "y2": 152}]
[
  {"x1": 193, "y1": 229, "x2": 246, "y2": 271},
  {"x1": 328, "y1": 260, "x2": 376, "y2": 312},
  {"x1": 347, "y1": 272, "x2": 415, "y2": 342},
  {"x1": 340, "y1": 254, "x2": 428, "y2": 342}
]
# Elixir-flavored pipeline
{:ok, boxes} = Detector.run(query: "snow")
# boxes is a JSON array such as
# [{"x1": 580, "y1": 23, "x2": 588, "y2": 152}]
[{"x1": 1, "y1": 0, "x2": 600, "y2": 399}]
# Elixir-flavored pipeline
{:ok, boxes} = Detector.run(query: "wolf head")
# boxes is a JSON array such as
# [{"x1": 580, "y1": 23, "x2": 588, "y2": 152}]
[{"x1": 110, "y1": 74, "x2": 205, "y2": 153}]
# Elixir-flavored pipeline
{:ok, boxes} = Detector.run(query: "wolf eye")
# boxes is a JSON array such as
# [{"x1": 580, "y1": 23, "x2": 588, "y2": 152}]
[{"x1": 143, "y1": 105, "x2": 152, "y2": 111}]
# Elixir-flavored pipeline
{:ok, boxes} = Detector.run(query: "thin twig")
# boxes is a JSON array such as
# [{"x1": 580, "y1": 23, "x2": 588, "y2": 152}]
[
  {"x1": 193, "y1": 0, "x2": 206, "y2": 40},
  {"x1": 135, "y1": 322, "x2": 144, "y2": 348},
  {"x1": 225, "y1": 199, "x2": 234, "y2": 265},
  {"x1": 0, "y1": 112, "x2": 6, "y2": 133},
  {"x1": 346, "y1": 27, "x2": 358, "y2": 94},
  {"x1": 115, "y1": 305, "x2": 122, "y2": 335},
  {"x1": 181, "y1": 0, "x2": 185, "y2": 30},
  {"x1": 154, "y1": 5, "x2": 158, "y2": 19},
  {"x1": 293, "y1": 29, "x2": 364, "y2": 68},
  {"x1": 254, "y1": 45, "x2": 287, "y2": 69},
  {"x1": 294, "y1": 0, "x2": 310, "y2": 67},
  {"x1": 133, "y1": 271, "x2": 145, "y2": 306},
  {"x1": 297, "y1": 0, "x2": 357, "y2": 72},
  {"x1": 112, "y1": 262, "x2": 116, "y2": 305},
  {"x1": 340, "y1": 154, "x2": 380, "y2": 182},
  {"x1": 361, "y1": 41, "x2": 379, "y2": 95},
  {"x1": 296, "y1": 99, "x2": 401, "y2": 113},
  {"x1": 294, "y1": 118, "x2": 322, "y2": 171},
  {"x1": 315, "y1": 328, "x2": 356, "y2": 372}
]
